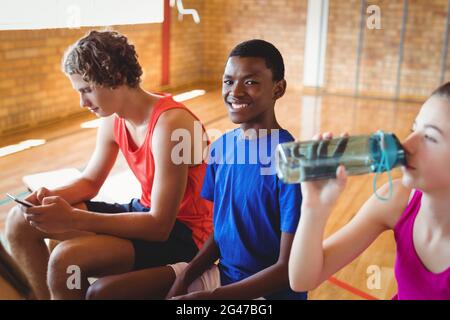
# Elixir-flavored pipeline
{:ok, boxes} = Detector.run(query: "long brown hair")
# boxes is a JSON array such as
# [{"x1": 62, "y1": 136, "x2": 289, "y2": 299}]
[{"x1": 431, "y1": 81, "x2": 450, "y2": 99}]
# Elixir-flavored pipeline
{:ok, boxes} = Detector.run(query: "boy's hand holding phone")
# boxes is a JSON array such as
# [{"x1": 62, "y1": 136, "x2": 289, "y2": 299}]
[
  {"x1": 6, "y1": 193, "x2": 35, "y2": 208},
  {"x1": 24, "y1": 196, "x2": 76, "y2": 234},
  {"x1": 23, "y1": 187, "x2": 52, "y2": 206}
]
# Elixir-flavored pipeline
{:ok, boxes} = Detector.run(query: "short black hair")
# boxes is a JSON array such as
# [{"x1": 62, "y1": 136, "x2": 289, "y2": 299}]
[{"x1": 228, "y1": 39, "x2": 285, "y2": 81}]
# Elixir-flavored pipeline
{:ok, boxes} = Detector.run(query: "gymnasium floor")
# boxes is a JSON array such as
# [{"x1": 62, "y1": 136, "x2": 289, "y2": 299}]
[{"x1": 0, "y1": 86, "x2": 422, "y2": 299}]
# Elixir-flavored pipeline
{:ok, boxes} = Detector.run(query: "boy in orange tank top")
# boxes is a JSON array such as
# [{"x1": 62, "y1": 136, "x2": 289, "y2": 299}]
[{"x1": 5, "y1": 30, "x2": 212, "y2": 300}]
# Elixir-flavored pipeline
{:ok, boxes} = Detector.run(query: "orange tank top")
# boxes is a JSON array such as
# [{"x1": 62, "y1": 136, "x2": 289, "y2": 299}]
[{"x1": 113, "y1": 94, "x2": 212, "y2": 248}]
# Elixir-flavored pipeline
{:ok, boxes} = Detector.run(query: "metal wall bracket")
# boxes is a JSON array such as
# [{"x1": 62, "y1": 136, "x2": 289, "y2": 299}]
[{"x1": 170, "y1": 0, "x2": 201, "y2": 24}]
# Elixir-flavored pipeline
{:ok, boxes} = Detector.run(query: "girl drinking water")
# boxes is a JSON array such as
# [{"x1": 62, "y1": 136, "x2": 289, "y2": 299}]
[{"x1": 289, "y1": 82, "x2": 450, "y2": 300}]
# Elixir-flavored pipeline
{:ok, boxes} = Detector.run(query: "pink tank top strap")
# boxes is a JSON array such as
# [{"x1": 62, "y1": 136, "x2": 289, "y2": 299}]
[{"x1": 394, "y1": 189, "x2": 422, "y2": 232}]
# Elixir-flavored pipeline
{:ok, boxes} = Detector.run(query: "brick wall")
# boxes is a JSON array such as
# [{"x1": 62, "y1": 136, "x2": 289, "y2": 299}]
[
  {"x1": 0, "y1": 24, "x2": 161, "y2": 137},
  {"x1": 399, "y1": 0, "x2": 448, "y2": 99},
  {"x1": 324, "y1": 0, "x2": 360, "y2": 96},
  {"x1": 169, "y1": 0, "x2": 205, "y2": 89},
  {"x1": 359, "y1": 0, "x2": 404, "y2": 98},
  {"x1": 203, "y1": 0, "x2": 308, "y2": 89},
  {"x1": 0, "y1": 0, "x2": 308, "y2": 139},
  {"x1": 324, "y1": 0, "x2": 450, "y2": 100},
  {"x1": 1, "y1": 0, "x2": 450, "y2": 139}
]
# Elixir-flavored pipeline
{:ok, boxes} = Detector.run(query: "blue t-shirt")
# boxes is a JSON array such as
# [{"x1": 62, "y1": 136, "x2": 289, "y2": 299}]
[{"x1": 201, "y1": 128, "x2": 307, "y2": 300}]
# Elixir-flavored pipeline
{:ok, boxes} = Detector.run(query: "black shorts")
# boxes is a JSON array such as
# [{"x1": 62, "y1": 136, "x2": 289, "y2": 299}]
[{"x1": 85, "y1": 198, "x2": 198, "y2": 270}]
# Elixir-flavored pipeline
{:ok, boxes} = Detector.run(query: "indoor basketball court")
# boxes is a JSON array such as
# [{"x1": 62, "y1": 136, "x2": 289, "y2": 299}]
[{"x1": 0, "y1": 0, "x2": 448, "y2": 300}]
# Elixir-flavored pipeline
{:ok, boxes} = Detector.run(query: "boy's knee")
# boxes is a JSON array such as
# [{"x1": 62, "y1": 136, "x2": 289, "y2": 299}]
[
  {"x1": 48, "y1": 241, "x2": 77, "y2": 275},
  {"x1": 86, "y1": 280, "x2": 110, "y2": 300},
  {"x1": 47, "y1": 241, "x2": 83, "y2": 289},
  {"x1": 48, "y1": 241, "x2": 87, "y2": 298},
  {"x1": 5, "y1": 205, "x2": 31, "y2": 243}
]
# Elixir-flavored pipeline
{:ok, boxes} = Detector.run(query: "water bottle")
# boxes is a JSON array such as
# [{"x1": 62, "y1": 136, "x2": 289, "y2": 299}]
[{"x1": 276, "y1": 131, "x2": 406, "y2": 184}]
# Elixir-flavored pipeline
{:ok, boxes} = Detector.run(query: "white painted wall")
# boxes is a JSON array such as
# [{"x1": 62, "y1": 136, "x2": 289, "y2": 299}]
[{"x1": 0, "y1": 0, "x2": 164, "y2": 30}]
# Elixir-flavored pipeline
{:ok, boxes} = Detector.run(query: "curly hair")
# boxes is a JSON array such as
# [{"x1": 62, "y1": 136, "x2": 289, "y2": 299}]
[{"x1": 62, "y1": 30, "x2": 143, "y2": 88}]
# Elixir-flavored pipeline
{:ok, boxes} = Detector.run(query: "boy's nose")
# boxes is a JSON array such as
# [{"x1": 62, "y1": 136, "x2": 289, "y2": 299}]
[
  {"x1": 80, "y1": 96, "x2": 92, "y2": 108},
  {"x1": 231, "y1": 83, "x2": 245, "y2": 97}
]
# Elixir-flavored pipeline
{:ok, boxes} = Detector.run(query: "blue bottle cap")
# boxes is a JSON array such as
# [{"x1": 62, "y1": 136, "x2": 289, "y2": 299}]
[{"x1": 369, "y1": 131, "x2": 406, "y2": 172}]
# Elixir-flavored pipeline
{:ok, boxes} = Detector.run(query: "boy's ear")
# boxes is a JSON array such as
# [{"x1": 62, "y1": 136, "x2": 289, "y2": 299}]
[{"x1": 272, "y1": 79, "x2": 287, "y2": 100}]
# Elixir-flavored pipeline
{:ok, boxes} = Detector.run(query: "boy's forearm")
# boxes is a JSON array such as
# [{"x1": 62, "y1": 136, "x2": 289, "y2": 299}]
[
  {"x1": 211, "y1": 262, "x2": 289, "y2": 300},
  {"x1": 72, "y1": 209, "x2": 172, "y2": 241},
  {"x1": 51, "y1": 178, "x2": 99, "y2": 204},
  {"x1": 182, "y1": 234, "x2": 220, "y2": 284}
]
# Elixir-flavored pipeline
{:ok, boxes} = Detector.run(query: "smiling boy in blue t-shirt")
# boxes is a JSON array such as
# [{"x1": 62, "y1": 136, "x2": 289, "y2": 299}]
[{"x1": 166, "y1": 39, "x2": 306, "y2": 300}]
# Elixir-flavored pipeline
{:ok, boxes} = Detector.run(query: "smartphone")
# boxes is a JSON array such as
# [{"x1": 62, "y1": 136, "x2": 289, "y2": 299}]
[{"x1": 6, "y1": 193, "x2": 35, "y2": 208}]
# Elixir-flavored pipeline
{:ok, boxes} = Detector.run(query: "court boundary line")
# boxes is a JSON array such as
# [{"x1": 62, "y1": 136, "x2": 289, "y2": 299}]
[{"x1": 328, "y1": 276, "x2": 379, "y2": 300}]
